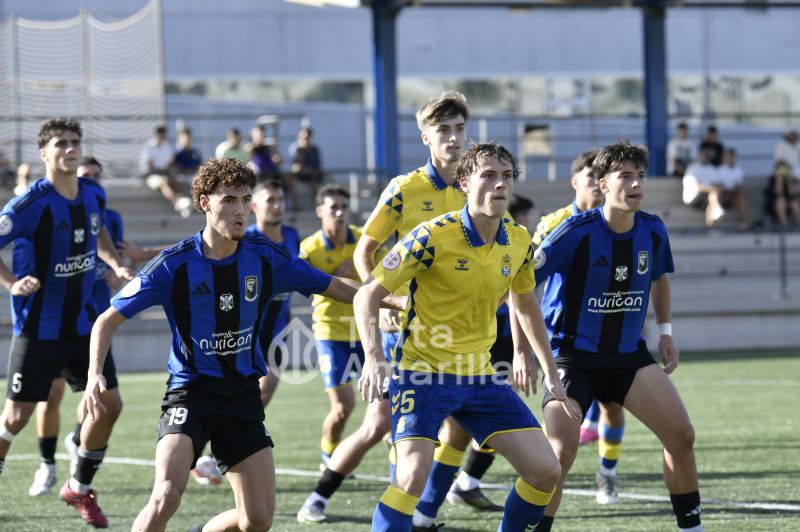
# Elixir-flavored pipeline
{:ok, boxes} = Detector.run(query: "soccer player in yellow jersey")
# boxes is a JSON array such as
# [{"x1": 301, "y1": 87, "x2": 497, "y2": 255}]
[
  {"x1": 297, "y1": 91, "x2": 473, "y2": 525},
  {"x1": 357, "y1": 143, "x2": 581, "y2": 532},
  {"x1": 299, "y1": 185, "x2": 365, "y2": 466},
  {"x1": 532, "y1": 149, "x2": 628, "y2": 506}
]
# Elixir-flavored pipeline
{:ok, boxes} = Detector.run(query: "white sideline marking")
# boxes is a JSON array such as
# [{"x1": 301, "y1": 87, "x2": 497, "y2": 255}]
[{"x1": 9, "y1": 455, "x2": 799, "y2": 513}]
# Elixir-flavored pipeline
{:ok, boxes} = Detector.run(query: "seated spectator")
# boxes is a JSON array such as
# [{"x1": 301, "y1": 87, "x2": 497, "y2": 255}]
[
  {"x1": 765, "y1": 161, "x2": 800, "y2": 231},
  {"x1": 666, "y1": 122, "x2": 695, "y2": 177},
  {"x1": 0, "y1": 149, "x2": 15, "y2": 188},
  {"x1": 215, "y1": 127, "x2": 249, "y2": 162},
  {"x1": 14, "y1": 163, "x2": 33, "y2": 196},
  {"x1": 247, "y1": 125, "x2": 282, "y2": 180},
  {"x1": 773, "y1": 129, "x2": 800, "y2": 178},
  {"x1": 699, "y1": 125, "x2": 724, "y2": 167},
  {"x1": 683, "y1": 148, "x2": 726, "y2": 227},
  {"x1": 172, "y1": 127, "x2": 203, "y2": 176},
  {"x1": 287, "y1": 126, "x2": 323, "y2": 209},
  {"x1": 717, "y1": 148, "x2": 749, "y2": 231},
  {"x1": 140, "y1": 125, "x2": 192, "y2": 218}
]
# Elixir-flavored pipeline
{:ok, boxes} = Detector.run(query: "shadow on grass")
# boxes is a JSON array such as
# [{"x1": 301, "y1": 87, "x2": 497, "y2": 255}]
[{"x1": 681, "y1": 349, "x2": 799, "y2": 362}]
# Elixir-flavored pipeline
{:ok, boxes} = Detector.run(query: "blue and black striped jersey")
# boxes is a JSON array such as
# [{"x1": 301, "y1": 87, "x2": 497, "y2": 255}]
[
  {"x1": 112, "y1": 231, "x2": 331, "y2": 389},
  {"x1": 92, "y1": 208, "x2": 124, "y2": 315},
  {"x1": 534, "y1": 208, "x2": 674, "y2": 356},
  {"x1": 245, "y1": 223, "x2": 300, "y2": 341},
  {"x1": 0, "y1": 177, "x2": 106, "y2": 340}
]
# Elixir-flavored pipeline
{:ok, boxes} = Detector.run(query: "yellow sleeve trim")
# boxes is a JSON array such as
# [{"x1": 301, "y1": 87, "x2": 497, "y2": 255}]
[
  {"x1": 433, "y1": 442, "x2": 465, "y2": 467},
  {"x1": 515, "y1": 477, "x2": 555, "y2": 506},
  {"x1": 599, "y1": 439, "x2": 623, "y2": 460},
  {"x1": 379, "y1": 486, "x2": 420, "y2": 516}
]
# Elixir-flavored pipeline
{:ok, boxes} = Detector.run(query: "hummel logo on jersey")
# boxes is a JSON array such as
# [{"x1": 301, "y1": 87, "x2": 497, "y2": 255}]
[
  {"x1": 191, "y1": 282, "x2": 212, "y2": 296},
  {"x1": 422, "y1": 200, "x2": 434, "y2": 212},
  {"x1": 592, "y1": 255, "x2": 609, "y2": 267},
  {"x1": 56, "y1": 220, "x2": 69, "y2": 231},
  {"x1": 455, "y1": 258, "x2": 469, "y2": 271}
]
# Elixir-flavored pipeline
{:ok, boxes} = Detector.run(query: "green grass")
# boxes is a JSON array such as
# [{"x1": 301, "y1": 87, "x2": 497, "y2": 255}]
[{"x1": 1, "y1": 351, "x2": 798, "y2": 531}]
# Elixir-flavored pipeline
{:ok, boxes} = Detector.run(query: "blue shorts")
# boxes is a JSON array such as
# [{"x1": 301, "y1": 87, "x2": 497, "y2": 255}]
[
  {"x1": 389, "y1": 371, "x2": 540, "y2": 449},
  {"x1": 316, "y1": 340, "x2": 365, "y2": 389},
  {"x1": 381, "y1": 331, "x2": 400, "y2": 364}
]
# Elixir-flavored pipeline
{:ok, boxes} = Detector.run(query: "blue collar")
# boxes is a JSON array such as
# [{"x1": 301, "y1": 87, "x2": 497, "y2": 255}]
[
  {"x1": 194, "y1": 231, "x2": 240, "y2": 264},
  {"x1": 459, "y1": 204, "x2": 510, "y2": 248},
  {"x1": 425, "y1": 159, "x2": 451, "y2": 191},
  {"x1": 322, "y1": 226, "x2": 355, "y2": 250}
]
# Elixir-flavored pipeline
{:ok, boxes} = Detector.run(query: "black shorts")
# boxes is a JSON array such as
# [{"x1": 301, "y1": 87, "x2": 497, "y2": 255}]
[
  {"x1": 6, "y1": 335, "x2": 118, "y2": 402},
  {"x1": 157, "y1": 376, "x2": 274, "y2": 474},
  {"x1": 489, "y1": 333, "x2": 514, "y2": 380},
  {"x1": 542, "y1": 344, "x2": 655, "y2": 419}
]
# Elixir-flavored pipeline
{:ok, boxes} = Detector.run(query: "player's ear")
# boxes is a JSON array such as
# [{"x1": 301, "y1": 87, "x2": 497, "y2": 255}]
[
  {"x1": 420, "y1": 126, "x2": 430, "y2": 147},
  {"x1": 598, "y1": 176, "x2": 609, "y2": 194},
  {"x1": 458, "y1": 174, "x2": 470, "y2": 192},
  {"x1": 198, "y1": 194, "x2": 210, "y2": 212}
]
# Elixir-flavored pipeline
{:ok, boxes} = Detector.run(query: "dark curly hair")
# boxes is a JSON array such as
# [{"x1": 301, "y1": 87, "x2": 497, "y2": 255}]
[
  {"x1": 592, "y1": 140, "x2": 648, "y2": 180},
  {"x1": 38, "y1": 117, "x2": 82, "y2": 148},
  {"x1": 455, "y1": 142, "x2": 520, "y2": 183},
  {"x1": 191, "y1": 157, "x2": 256, "y2": 210}
]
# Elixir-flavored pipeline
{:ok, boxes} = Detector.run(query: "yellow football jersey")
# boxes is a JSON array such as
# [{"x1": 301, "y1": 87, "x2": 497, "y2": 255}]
[
  {"x1": 372, "y1": 206, "x2": 536, "y2": 376},
  {"x1": 531, "y1": 201, "x2": 580, "y2": 247},
  {"x1": 300, "y1": 225, "x2": 362, "y2": 341}
]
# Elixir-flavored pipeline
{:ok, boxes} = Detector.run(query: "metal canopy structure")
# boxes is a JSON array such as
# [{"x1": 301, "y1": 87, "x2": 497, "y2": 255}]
[{"x1": 287, "y1": 0, "x2": 798, "y2": 177}]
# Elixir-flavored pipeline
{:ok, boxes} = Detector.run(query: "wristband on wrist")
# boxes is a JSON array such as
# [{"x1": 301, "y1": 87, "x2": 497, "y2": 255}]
[{"x1": 657, "y1": 322, "x2": 672, "y2": 337}]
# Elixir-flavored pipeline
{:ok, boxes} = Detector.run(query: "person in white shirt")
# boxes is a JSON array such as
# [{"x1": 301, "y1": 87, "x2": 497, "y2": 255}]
[
  {"x1": 666, "y1": 122, "x2": 695, "y2": 177},
  {"x1": 716, "y1": 148, "x2": 749, "y2": 230},
  {"x1": 682, "y1": 148, "x2": 725, "y2": 227},
  {"x1": 773, "y1": 130, "x2": 800, "y2": 177},
  {"x1": 139, "y1": 126, "x2": 192, "y2": 218}
]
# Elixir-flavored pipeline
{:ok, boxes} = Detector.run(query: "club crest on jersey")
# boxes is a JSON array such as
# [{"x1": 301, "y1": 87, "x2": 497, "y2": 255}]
[
  {"x1": 637, "y1": 251, "x2": 649, "y2": 275},
  {"x1": 382, "y1": 250, "x2": 401, "y2": 271},
  {"x1": 244, "y1": 275, "x2": 258, "y2": 302},
  {"x1": 90, "y1": 213, "x2": 100, "y2": 235},
  {"x1": 73, "y1": 228, "x2": 85, "y2": 243},
  {"x1": 0, "y1": 215, "x2": 12, "y2": 236},
  {"x1": 615, "y1": 265, "x2": 629, "y2": 282},
  {"x1": 219, "y1": 293, "x2": 235, "y2": 312},
  {"x1": 501, "y1": 254, "x2": 512, "y2": 277},
  {"x1": 533, "y1": 248, "x2": 546, "y2": 269}
]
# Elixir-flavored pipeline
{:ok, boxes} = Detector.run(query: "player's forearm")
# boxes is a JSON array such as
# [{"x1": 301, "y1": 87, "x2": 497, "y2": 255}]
[
  {"x1": 507, "y1": 294, "x2": 532, "y2": 355},
  {"x1": 354, "y1": 283, "x2": 386, "y2": 362},
  {"x1": 89, "y1": 308, "x2": 125, "y2": 376},
  {"x1": 97, "y1": 227, "x2": 125, "y2": 270},
  {"x1": 0, "y1": 258, "x2": 17, "y2": 290},
  {"x1": 354, "y1": 237, "x2": 380, "y2": 282},
  {"x1": 652, "y1": 275, "x2": 672, "y2": 324}
]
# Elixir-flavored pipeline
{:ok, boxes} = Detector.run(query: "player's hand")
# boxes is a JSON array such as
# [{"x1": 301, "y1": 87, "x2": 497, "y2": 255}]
[
  {"x1": 114, "y1": 266, "x2": 135, "y2": 281},
  {"x1": 544, "y1": 372, "x2": 582, "y2": 420},
  {"x1": 9, "y1": 275, "x2": 40, "y2": 296},
  {"x1": 659, "y1": 335, "x2": 680, "y2": 374},
  {"x1": 82, "y1": 374, "x2": 108, "y2": 422},
  {"x1": 512, "y1": 350, "x2": 537, "y2": 396},
  {"x1": 358, "y1": 356, "x2": 389, "y2": 403},
  {"x1": 378, "y1": 308, "x2": 401, "y2": 332}
]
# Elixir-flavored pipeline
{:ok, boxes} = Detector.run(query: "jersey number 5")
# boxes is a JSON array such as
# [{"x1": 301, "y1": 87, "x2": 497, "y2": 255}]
[{"x1": 391, "y1": 390, "x2": 415, "y2": 415}]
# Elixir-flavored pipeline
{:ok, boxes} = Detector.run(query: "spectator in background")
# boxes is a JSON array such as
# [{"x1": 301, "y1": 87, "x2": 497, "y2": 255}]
[
  {"x1": 140, "y1": 126, "x2": 192, "y2": 218},
  {"x1": 773, "y1": 130, "x2": 800, "y2": 177},
  {"x1": 172, "y1": 127, "x2": 202, "y2": 176},
  {"x1": 699, "y1": 125, "x2": 724, "y2": 167},
  {"x1": 683, "y1": 148, "x2": 726, "y2": 227},
  {"x1": 247, "y1": 125, "x2": 282, "y2": 181},
  {"x1": 0, "y1": 149, "x2": 14, "y2": 188},
  {"x1": 717, "y1": 148, "x2": 749, "y2": 231},
  {"x1": 14, "y1": 163, "x2": 33, "y2": 196},
  {"x1": 288, "y1": 127, "x2": 323, "y2": 209},
  {"x1": 666, "y1": 122, "x2": 695, "y2": 178},
  {"x1": 766, "y1": 161, "x2": 800, "y2": 231},
  {"x1": 215, "y1": 127, "x2": 248, "y2": 162}
]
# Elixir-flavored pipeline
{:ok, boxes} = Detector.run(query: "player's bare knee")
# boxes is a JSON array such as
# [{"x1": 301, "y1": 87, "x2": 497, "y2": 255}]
[
  {"x1": 665, "y1": 420, "x2": 695, "y2": 454},
  {"x1": 363, "y1": 417, "x2": 391, "y2": 444},
  {"x1": 394, "y1": 469, "x2": 427, "y2": 496},
  {"x1": 151, "y1": 481, "x2": 183, "y2": 514},
  {"x1": 3, "y1": 402, "x2": 35, "y2": 432},
  {"x1": 331, "y1": 400, "x2": 354, "y2": 421},
  {"x1": 238, "y1": 512, "x2": 272, "y2": 531}
]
